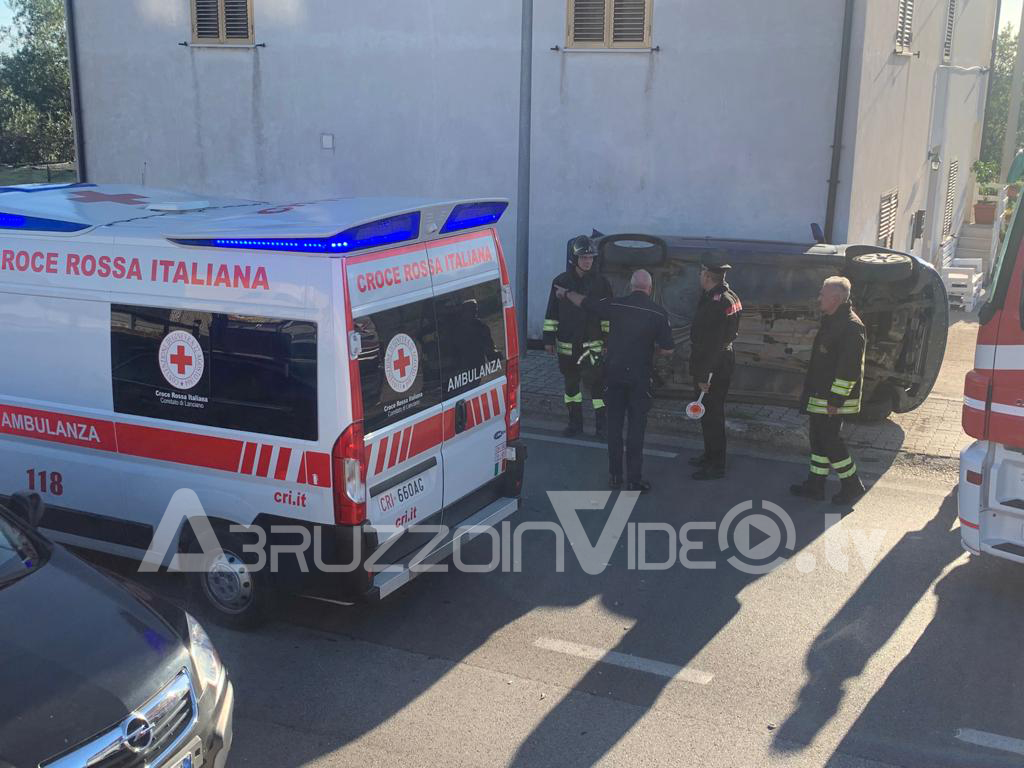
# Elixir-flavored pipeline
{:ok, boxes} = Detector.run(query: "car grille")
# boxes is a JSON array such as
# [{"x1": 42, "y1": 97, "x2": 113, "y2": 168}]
[{"x1": 42, "y1": 669, "x2": 196, "y2": 768}]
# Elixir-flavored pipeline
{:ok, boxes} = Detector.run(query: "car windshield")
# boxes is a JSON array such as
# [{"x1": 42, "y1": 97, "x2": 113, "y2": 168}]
[
  {"x1": 0, "y1": 510, "x2": 45, "y2": 587},
  {"x1": 987, "y1": 196, "x2": 1022, "y2": 305}
]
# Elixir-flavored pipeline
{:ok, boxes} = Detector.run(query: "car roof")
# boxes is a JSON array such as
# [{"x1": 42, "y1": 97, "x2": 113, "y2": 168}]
[{"x1": 0, "y1": 183, "x2": 497, "y2": 246}]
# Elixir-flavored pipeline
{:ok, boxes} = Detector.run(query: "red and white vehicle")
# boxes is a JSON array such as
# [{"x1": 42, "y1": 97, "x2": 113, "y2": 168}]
[
  {"x1": 960, "y1": 202, "x2": 1024, "y2": 561},
  {"x1": 0, "y1": 183, "x2": 526, "y2": 625}
]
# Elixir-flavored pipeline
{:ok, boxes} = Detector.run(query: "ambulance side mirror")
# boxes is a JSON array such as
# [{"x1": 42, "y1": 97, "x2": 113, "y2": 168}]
[{"x1": 10, "y1": 492, "x2": 45, "y2": 529}]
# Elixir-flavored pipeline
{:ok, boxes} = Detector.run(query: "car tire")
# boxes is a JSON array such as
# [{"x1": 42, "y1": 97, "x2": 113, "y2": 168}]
[
  {"x1": 187, "y1": 528, "x2": 274, "y2": 630},
  {"x1": 844, "y1": 251, "x2": 914, "y2": 283}
]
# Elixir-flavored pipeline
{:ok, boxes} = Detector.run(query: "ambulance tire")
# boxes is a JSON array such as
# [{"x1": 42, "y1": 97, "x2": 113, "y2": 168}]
[
  {"x1": 844, "y1": 251, "x2": 913, "y2": 283},
  {"x1": 187, "y1": 528, "x2": 275, "y2": 629}
]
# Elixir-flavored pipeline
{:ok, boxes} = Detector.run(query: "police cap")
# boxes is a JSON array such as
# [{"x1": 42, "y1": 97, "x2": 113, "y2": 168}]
[{"x1": 700, "y1": 253, "x2": 732, "y2": 275}]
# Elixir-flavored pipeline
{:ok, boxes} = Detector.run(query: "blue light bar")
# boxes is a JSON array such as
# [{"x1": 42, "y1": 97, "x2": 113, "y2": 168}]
[
  {"x1": 0, "y1": 182, "x2": 95, "y2": 195},
  {"x1": 440, "y1": 201, "x2": 508, "y2": 234},
  {"x1": 171, "y1": 212, "x2": 421, "y2": 254},
  {"x1": 0, "y1": 211, "x2": 90, "y2": 232}
]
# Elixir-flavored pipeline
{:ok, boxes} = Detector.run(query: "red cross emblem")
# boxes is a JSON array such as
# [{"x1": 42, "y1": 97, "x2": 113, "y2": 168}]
[
  {"x1": 69, "y1": 190, "x2": 149, "y2": 205},
  {"x1": 169, "y1": 345, "x2": 193, "y2": 376},
  {"x1": 392, "y1": 348, "x2": 412, "y2": 378}
]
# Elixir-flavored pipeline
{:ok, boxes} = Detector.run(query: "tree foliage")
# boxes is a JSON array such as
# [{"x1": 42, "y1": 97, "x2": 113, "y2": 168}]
[{"x1": 0, "y1": 0, "x2": 73, "y2": 166}]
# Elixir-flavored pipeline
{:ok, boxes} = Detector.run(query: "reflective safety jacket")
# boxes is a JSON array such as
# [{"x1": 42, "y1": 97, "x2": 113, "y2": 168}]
[
  {"x1": 801, "y1": 303, "x2": 866, "y2": 415},
  {"x1": 543, "y1": 269, "x2": 612, "y2": 361}
]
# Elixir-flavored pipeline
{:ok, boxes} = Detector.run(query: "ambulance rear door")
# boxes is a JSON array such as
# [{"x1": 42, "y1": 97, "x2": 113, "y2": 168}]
[
  {"x1": 346, "y1": 245, "x2": 446, "y2": 563},
  {"x1": 427, "y1": 231, "x2": 509, "y2": 524}
]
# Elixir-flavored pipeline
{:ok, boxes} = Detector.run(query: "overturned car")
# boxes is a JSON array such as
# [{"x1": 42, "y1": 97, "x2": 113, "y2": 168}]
[{"x1": 590, "y1": 235, "x2": 948, "y2": 421}]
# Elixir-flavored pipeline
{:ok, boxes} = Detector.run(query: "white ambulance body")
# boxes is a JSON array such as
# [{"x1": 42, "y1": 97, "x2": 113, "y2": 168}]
[{"x1": 0, "y1": 183, "x2": 526, "y2": 625}]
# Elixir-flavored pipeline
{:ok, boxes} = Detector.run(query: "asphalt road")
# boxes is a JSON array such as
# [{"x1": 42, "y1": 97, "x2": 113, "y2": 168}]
[{"x1": 95, "y1": 425, "x2": 1024, "y2": 768}]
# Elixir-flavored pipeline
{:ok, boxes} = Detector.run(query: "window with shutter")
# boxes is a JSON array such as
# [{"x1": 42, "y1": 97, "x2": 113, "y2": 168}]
[
  {"x1": 896, "y1": 0, "x2": 914, "y2": 52},
  {"x1": 944, "y1": 160, "x2": 958, "y2": 238},
  {"x1": 192, "y1": 0, "x2": 253, "y2": 44},
  {"x1": 567, "y1": 0, "x2": 652, "y2": 49},
  {"x1": 878, "y1": 190, "x2": 899, "y2": 249},
  {"x1": 943, "y1": 0, "x2": 956, "y2": 60}
]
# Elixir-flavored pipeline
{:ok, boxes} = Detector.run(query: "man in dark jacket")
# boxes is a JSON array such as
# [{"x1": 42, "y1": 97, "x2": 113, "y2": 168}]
[
  {"x1": 688, "y1": 260, "x2": 743, "y2": 480},
  {"x1": 544, "y1": 235, "x2": 613, "y2": 437},
  {"x1": 557, "y1": 270, "x2": 674, "y2": 493},
  {"x1": 790, "y1": 276, "x2": 868, "y2": 505}
]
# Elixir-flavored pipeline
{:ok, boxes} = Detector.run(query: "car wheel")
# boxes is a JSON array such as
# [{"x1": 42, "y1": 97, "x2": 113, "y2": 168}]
[
  {"x1": 188, "y1": 529, "x2": 274, "y2": 629},
  {"x1": 845, "y1": 251, "x2": 914, "y2": 283}
]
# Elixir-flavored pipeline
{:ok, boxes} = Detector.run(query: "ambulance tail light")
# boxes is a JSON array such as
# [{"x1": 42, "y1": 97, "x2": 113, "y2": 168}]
[
  {"x1": 506, "y1": 354, "x2": 521, "y2": 442},
  {"x1": 332, "y1": 422, "x2": 366, "y2": 525}
]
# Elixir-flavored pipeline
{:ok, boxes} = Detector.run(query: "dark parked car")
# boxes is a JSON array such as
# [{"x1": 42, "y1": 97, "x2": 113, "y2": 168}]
[
  {"x1": 0, "y1": 494, "x2": 234, "y2": 768},
  {"x1": 591, "y1": 235, "x2": 948, "y2": 421}
]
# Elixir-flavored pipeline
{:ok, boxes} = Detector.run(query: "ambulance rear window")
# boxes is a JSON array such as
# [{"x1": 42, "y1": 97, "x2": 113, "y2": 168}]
[
  {"x1": 110, "y1": 305, "x2": 317, "y2": 440},
  {"x1": 355, "y1": 296, "x2": 443, "y2": 435}
]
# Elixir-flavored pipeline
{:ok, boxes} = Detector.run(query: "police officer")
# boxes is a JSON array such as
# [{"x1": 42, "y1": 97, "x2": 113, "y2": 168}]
[
  {"x1": 790, "y1": 276, "x2": 868, "y2": 505},
  {"x1": 688, "y1": 259, "x2": 743, "y2": 480},
  {"x1": 557, "y1": 269, "x2": 674, "y2": 493},
  {"x1": 544, "y1": 235, "x2": 613, "y2": 437}
]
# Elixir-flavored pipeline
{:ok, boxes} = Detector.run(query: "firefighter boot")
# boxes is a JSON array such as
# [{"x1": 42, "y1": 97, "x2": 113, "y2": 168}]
[
  {"x1": 832, "y1": 474, "x2": 867, "y2": 506},
  {"x1": 789, "y1": 476, "x2": 826, "y2": 501},
  {"x1": 594, "y1": 407, "x2": 607, "y2": 439},
  {"x1": 563, "y1": 403, "x2": 583, "y2": 436}
]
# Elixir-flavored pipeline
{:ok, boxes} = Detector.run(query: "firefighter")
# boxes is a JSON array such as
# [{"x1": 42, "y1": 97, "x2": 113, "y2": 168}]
[
  {"x1": 688, "y1": 259, "x2": 743, "y2": 480},
  {"x1": 790, "y1": 276, "x2": 868, "y2": 505},
  {"x1": 544, "y1": 235, "x2": 613, "y2": 437}
]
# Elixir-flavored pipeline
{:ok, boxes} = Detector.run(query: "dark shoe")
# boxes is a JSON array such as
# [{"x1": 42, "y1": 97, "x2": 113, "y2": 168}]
[
  {"x1": 562, "y1": 404, "x2": 583, "y2": 436},
  {"x1": 832, "y1": 476, "x2": 867, "y2": 505},
  {"x1": 594, "y1": 408, "x2": 607, "y2": 439},
  {"x1": 688, "y1": 453, "x2": 710, "y2": 467},
  {"x1": 790, "y1": 479, "x2": 826, "y2": 500},
  {"x1": 626, "y1": 480, "x2": 651, "y2": 493},
  {"x1": 609, "y1": 474, "x2": 623, "y2": 490},
  {"x1": 692, "y1": 466, "x2": 725, "y2": 481}
]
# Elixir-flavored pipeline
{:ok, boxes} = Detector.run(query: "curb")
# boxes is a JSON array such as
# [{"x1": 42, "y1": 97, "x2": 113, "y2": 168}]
[{"x1": 521, "y1": 389, "x2": 960, "y2": 462}]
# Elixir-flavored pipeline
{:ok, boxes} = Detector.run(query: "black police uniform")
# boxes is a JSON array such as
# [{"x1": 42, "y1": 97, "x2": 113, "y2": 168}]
[
  {"x1": 543, "y1": 261, "x2": 613, "y2": 436},
  {"x1": 689, "y1": 269, "x2": 742, "y2": 478},
  {"x1": 581, "y1": 290, "x2": 674, "y2": 490},
  {"x1": 791, "y1": 301, "x2": 867, "y2": 504}
]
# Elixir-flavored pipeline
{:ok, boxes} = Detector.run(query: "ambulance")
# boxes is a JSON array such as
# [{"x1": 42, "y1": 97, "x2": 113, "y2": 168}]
[
  {"x1": 0, "y1": 183, "x2": 527, "y2": 625},
  {"x1": 960, "y1": 197, "x2": 1024, "y2": 561}
]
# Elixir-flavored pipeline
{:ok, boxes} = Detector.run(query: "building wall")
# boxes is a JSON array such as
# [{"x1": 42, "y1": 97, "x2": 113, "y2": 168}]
[
  {"x1": 525, "y1": 0, "x2": 847, "y2": 334},
  {"x1": 74, "y1": 0, "x2": 524, "y2": 281},
  {"x1": 73, "y1": 0, "x2": 997, "y2": 341},
  {"x1": 836, "y1": 0, "x2": 996, "y2": 262}
]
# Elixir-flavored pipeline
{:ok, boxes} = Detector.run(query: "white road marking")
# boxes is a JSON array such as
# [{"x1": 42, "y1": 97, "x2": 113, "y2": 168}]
[
  {"x1": 956, "y1": 728, "x2": 1024, "y2": 756},
  {"x1": 534, "y1": 637, "x2": 713, "y2": 685},
  {"x1": 522, "y1": 432, "x2": 678, "y2": 458}
]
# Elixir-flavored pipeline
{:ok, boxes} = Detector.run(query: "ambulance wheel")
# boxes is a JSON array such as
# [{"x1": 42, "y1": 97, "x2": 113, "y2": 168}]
[
  {"x1": 187, "y1": 530, "x2": 274, "y2": 629},
  {"x1": 845, "y1": 251, "x2": 913, "y2": 283}
]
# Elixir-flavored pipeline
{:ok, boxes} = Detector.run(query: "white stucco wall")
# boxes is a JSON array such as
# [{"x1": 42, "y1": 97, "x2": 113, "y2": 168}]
[
  {"x1": 75, "y1": 0, "x2": 524, "y2": 285},
  {"x1": 525, "y1": 0, "x2": 847, "y2": 335},
  {"x1": 73, "y1": 0, "x2": 997, "y2": 340},
  {"x1": 835, "y1": 0, "x2": 996, "y2": 262}
]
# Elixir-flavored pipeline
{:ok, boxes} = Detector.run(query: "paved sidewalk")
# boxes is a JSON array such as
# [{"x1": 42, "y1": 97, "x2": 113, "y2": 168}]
[{"x1": 521, "y1": 313, "x2": 977, "y2": 460}]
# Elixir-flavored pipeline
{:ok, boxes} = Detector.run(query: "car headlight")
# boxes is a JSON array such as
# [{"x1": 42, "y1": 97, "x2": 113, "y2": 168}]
[{"x1": 186, "y1": 613, "x2": 225, "y2": 696}]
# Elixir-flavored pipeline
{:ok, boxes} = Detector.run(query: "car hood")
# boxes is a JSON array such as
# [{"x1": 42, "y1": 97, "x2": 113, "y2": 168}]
[{"x1": 0, "y1": 547, "x2": 190, "y2": 768}]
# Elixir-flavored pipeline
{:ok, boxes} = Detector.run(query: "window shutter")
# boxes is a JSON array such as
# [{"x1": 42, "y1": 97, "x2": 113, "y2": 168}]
[
  {"x1": 943, "y1": 0, "x2": 956, "y2": 60},
  {"x1": 611, "y1": 0, "x2": 648, "y2": 46},
  {"x1": 878, "y1": 190, "x2": 899, "y2": 248},
  {"x1": 570, "y1": 0, "x2": 607, "y2": 45},
  {"x1": 896, "y1": 0, "x2": 914, "y2": 50},
  {"x1": 944, "y1": 160, "x2": 958, "y2": 237},
  {"x1": 223, "y1": 0, "x2": 252, "y2": 41},
  {"x1": 193, "y1": 0, "x2": 221, "y2": 40}
]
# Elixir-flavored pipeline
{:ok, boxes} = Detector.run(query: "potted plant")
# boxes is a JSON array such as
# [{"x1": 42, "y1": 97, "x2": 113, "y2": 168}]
[{"x1": 973, "y1": 161, "x2": 999, "y2": 225}]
